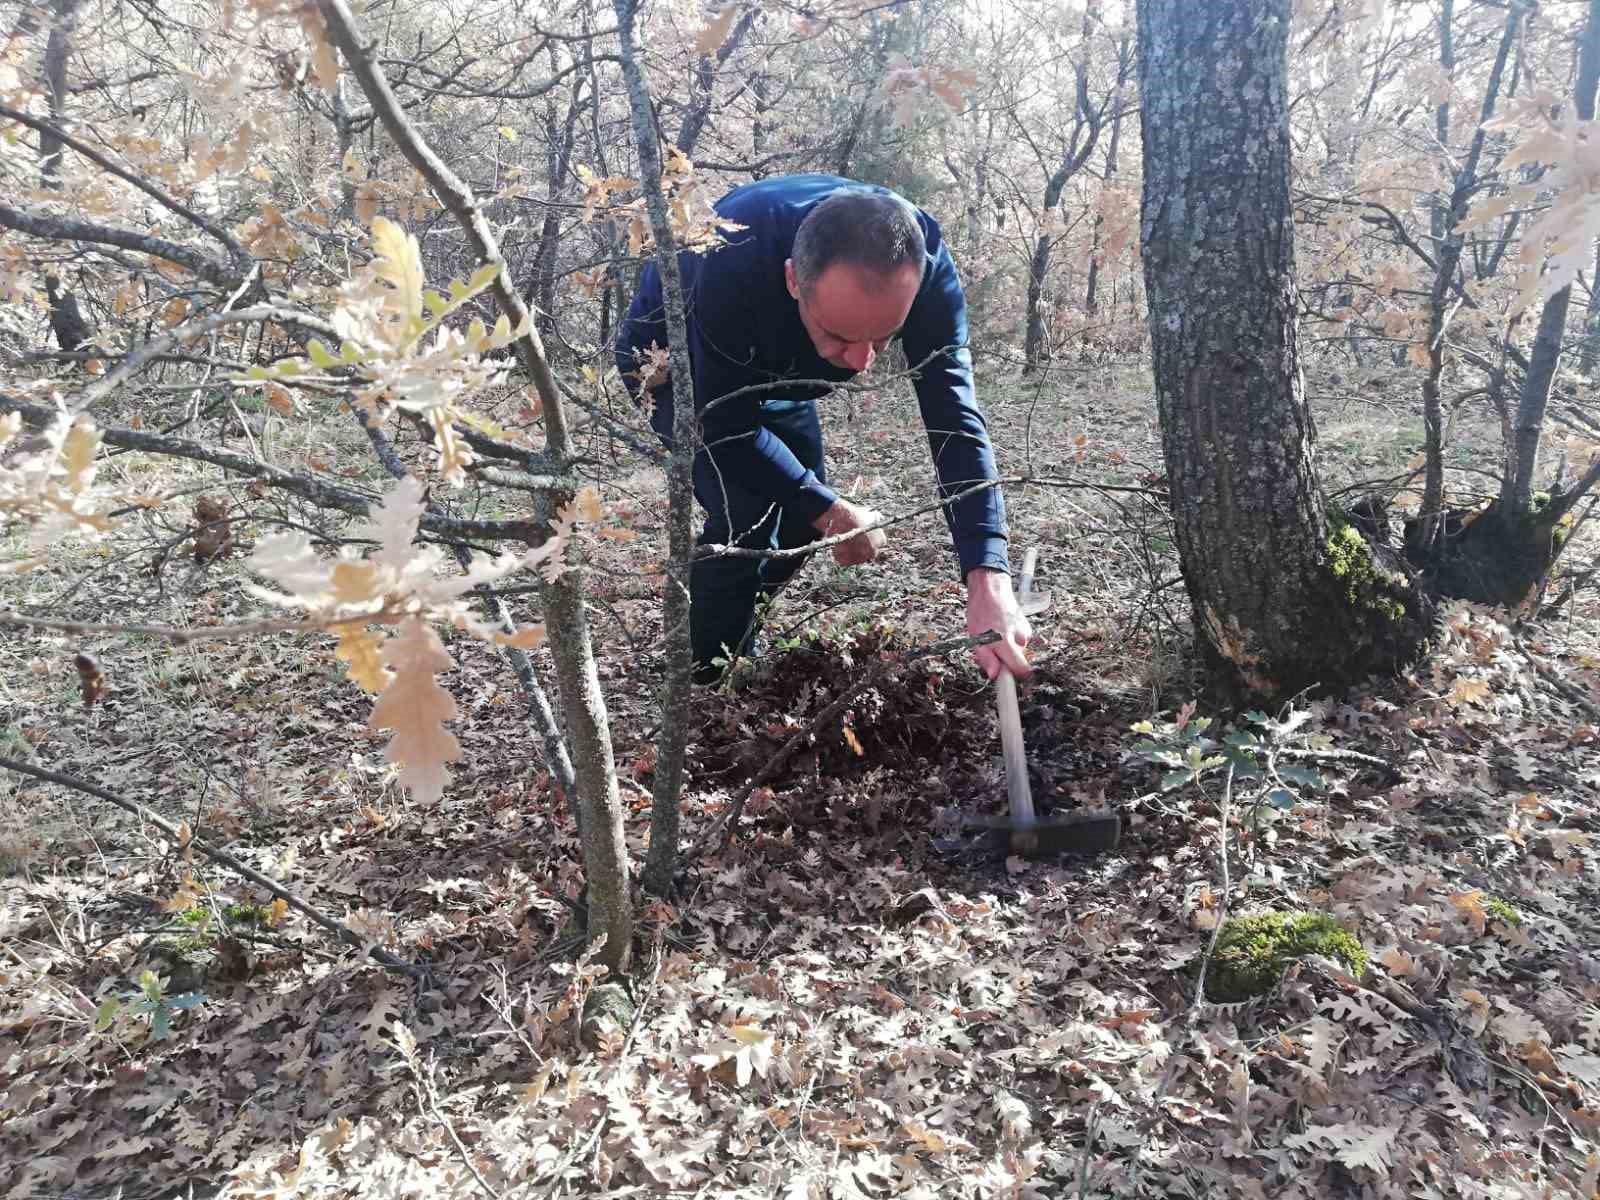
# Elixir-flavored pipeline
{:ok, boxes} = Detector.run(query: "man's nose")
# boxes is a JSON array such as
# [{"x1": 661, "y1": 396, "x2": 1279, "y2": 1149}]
[{"x1": 843, "y1": 341, "x2": 875, "y2": 371}]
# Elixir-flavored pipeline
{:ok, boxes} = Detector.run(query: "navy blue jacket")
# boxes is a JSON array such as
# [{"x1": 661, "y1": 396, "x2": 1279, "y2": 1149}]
[{"x1": 616, "y1": 174, "x2": 1008, "y2": 578}]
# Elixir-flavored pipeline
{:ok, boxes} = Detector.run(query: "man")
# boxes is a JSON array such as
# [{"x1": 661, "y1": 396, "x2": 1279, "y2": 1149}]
[{"x1": 616, "y1": 174, "x2": 1030, "y2": 684}]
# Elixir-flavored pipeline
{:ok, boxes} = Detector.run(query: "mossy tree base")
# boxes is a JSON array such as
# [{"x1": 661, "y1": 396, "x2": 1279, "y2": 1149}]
[
  {"x1": 1206, "y1": 911, "x2": 1367, "y2": 1003},
  {"x1": 1404, "y1": 500, "x2": 1571, "y2": 610},
  {"x1": 580, "y1": 981, "x2": 635, "y2": 1049}
]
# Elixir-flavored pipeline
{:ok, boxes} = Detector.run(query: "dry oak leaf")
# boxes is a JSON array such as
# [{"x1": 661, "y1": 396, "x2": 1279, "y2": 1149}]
[{"x1": 367, "y1": 615, "x2": 460, "y2": 805}]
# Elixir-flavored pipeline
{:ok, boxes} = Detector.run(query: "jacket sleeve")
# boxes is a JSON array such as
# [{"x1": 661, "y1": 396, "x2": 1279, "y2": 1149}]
[
  {"x1": 683, "y1": 253, "x2": 838, "y2": 523},
  {"x1": 899, "y1": 243, "x2": 1010, "y2": 579}
]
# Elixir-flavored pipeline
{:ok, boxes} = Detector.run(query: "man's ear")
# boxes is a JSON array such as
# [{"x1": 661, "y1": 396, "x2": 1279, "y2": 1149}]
[{"x1": 783, "y1": 258, "x2": 800, "y2": 301}]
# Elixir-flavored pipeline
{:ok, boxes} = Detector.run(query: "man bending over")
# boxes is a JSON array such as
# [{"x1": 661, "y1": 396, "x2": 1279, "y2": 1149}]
[{"x1": 616, "y1": 173, "x2": 1031, "y2": 685}]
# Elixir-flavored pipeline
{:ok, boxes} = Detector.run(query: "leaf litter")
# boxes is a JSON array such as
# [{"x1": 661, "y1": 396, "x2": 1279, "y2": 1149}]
[{"x1": 2, "y1": 373, "x2": 1600, "y2": 1197}]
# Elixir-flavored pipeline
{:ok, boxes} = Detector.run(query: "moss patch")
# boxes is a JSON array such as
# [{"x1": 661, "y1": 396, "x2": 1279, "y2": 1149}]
[
  {"x1": 1205, "y1": 911, "x2": 1367, "y2": 1003},
  {"x1": 1325, "y1": 524, "x2": 1407, "y2": 623},
  {"x1": 1484, "y1": 895, "x2": 1522, "y2": 926}
]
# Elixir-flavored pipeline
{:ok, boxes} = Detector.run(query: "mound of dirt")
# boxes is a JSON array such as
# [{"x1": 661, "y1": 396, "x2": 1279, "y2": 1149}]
[{"x1": 686, "y1": 627, "x2": 991, "y2": 789}]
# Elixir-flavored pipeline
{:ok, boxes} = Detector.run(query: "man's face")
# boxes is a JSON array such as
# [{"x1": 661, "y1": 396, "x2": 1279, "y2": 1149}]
[{"x1": 785, "y1": 259, "x2": 921, "y2": 373}]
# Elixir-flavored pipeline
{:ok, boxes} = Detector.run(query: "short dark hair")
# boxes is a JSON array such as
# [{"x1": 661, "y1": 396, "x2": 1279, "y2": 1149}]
[{"x1": 791, "y1": 188, "x2": 926, "y2": 294}]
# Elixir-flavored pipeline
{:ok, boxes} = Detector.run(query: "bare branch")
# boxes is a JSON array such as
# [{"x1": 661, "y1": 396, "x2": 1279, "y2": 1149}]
[
  {"x1": 0, "y1": 103, "x2": 251, "y2": 267},
  {"x1": 0, "y1": 200, "x2": 242, "y2": 289}
]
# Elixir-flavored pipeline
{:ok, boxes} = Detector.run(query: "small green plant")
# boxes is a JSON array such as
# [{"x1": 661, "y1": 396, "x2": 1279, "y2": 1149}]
[
  {"x1": 1129, "y1": 702, "x2": 1328, "y2": 812},
  {"x1": 93, "y1": 969, "x2": 206, "y2": 1041},
  {"x1": 1484, "y1": 895, "x2": 1522, "y2": 926},
  {"x1": 1206, "y1": 911, "x2": 1367, "y2": 1002}
]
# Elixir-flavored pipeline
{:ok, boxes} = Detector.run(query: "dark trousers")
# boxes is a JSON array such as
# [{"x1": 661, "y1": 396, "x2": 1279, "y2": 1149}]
[{"x1": 690, "y1": 399, "x2": 826, "y2": 676}]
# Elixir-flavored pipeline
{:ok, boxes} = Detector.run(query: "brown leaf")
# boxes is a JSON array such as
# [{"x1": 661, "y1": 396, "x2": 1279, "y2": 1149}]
[
  {"x1": 74, "y1": 652, "x2": 105, "y2": 710},
  {"x1": 694, "y1": 5, "x2": 740, "y2": 56}
]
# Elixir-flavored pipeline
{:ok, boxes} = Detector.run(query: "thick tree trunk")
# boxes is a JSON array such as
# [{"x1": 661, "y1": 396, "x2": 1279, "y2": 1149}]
[{"x1": 1137, "y1": 0, "x2": 1423, "y2": 698}]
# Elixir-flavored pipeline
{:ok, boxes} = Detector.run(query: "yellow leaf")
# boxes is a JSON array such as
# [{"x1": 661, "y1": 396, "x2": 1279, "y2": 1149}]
[
  {"x1": 842, "y1": 725, "x2": 864, "y2": 757},
  {"x1": 308, "y1": 339, "x2": 341, "y2": 369},
  {"x1": 367, "y1": 616, "x2": 460, "y2": 805},
  {"x1": 498, "y1": 125, "x2": 518, "y2": 141},
  {"x1": 267, "y1": 897, "x2": 289, "y2": 927},
  {"x1": 694, "y1": 4, "x2": 739, "y2": 55},
  {"x1": 335, "y1": 623, "x2": 392, "y2": 693},
  {"x1": 370, "y1": 215, "x2": 426, "y2": 340},
  {"x1": 1448, "y1": 677, "x2": 1492, "y2": 708},
  {"x1": 331, "y1": 560, "x2": 382, "y2": 606},
  {"x1": 575, "y1": 485, "x2": 603, "y2": 523},
  {"x1": 59, "y1": 418, "x2": 101, "y2": 492}
]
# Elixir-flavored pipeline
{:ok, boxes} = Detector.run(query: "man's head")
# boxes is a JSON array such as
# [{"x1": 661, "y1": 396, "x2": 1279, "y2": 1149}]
[{"x1": 785, "y1": 188, "x2": 926, "y2": 373}]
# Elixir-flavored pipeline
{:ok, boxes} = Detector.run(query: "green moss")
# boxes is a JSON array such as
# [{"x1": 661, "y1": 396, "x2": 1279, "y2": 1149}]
[
  {"x1": 177, "y1": 907, "x2": 210, "y2": 929},
  {"x1": 1484, "y1": 895, "x2": 1522, "y2": 926},
  {"x1": 1205, "y1": 911, "x2": 1367, "y2": 1003},
  {"x1": 223, "y1": 903, "x2": 271, "y2": 926},
  {"x1": 1325, "y1": 523, "x2": 1407, "y2": 623}
]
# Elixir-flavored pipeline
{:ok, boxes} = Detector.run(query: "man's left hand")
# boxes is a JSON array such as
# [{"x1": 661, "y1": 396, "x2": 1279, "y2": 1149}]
[{"x1": 965, "y1": 568, "x2": 1033, "y2": 681}]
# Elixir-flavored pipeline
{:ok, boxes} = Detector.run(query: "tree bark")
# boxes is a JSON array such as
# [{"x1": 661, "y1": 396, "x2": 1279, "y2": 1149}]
[
  {"x1": 1502, "y1": 0, "x2": 1600, "y2": 517},
  {"x1": 614, "y1": 0, "x2": 696, "y2": 899},
  {"x1": 1415, "y1": 3, "x2": 1521, "y2": 549},
  {"x1": 1137, "y1": 0, "x2": 1422, "y2": 698},
  {"x1": 1084, "y1": 44, "x2": 1128, "y2": 319}
]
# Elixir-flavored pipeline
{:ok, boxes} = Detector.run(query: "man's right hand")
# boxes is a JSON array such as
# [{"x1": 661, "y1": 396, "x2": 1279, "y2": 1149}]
[{"x1": 813, "y1": 499, "x2": 887, "y2": 566}]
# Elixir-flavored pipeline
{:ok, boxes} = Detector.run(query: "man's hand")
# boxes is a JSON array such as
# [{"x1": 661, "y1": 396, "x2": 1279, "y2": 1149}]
[
  {"x1": 966, "y1": 567, "x2": 1033, "y2": 681},
  {"x1": 813, "y1": 499, "x2": 887, "y2": 566}
]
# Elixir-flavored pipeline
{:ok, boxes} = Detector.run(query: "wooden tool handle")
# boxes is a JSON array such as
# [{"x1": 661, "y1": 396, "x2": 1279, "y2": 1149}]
[
  {"x1": 1017, "y1": 547, "x2": 1039, "y2": 601},
  {"x1": 995, "y1": 667, "x2": 1035, "y2": 827}
]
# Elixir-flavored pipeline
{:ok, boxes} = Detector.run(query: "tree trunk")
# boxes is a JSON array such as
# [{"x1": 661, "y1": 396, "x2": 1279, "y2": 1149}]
[
  {"x1": 1137, "y1": 0, "x2": 1423, "y2": 699},
  {"x1": 1021, "y1": 233, "x2": 1053, "y2": 373},
  {"x1": 317, "y1": 0, "x2": 634, "y2": 981},
  {"x1": 1085, "y1": 38, "x2": 1128, "y2": 319},
  {"x1": 1502, "y1": 0, "x2": 1599, "y2": 518},
  {"x1": 1414, "y1": 2, "x2": 1520, "y2": 550},
  {"x1": 614, "y1": 0, "x2": 696, "y2": 899},
  {"x1": 1581, "y1": 238, "x2": 1600, "y2": 377}
]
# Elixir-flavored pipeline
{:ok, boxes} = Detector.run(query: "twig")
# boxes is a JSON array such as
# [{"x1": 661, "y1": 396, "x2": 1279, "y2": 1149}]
[
  {"x1": 412, "y1": 1070, "x2": 502, "y2": 1200},
  {"x1": 1126, "y1": 764, "x2": 1234, "y2": 1195},
  {"x1": 0, "y1": 605, "x2": 396, "y2": 645},
  {"x1": 1076, "y1": 1101, "x2": 1101, "y2": 1199},
  {"x1": 1515, "y1": 634, "x2": 1600, "y2": 721},
  {"x1": 689, "y1": 630, "x2": 1000, "y2": 857},
  {"x1": 0, "y1": 755, "x2": 433, "y2": 984},
  {"x1": 1278, "y1": 746, "x2": 1394, "y2": 771},
  {"x1": 1190, "y1": 763, "x2": 1234, "y2": 1008}
]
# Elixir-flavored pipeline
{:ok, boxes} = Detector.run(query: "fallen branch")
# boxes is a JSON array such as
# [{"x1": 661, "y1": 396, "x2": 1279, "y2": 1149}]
[
  {"x1": 690, "y1": 629, "x2": 1001, "y2": 857},
  {"x1": 0, "y1": 755, "x2": 433, "y2": 984}
]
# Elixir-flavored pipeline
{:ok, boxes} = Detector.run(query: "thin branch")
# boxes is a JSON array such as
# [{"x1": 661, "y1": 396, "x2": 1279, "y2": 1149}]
[
  {"x1": 0, "y1": 200, "x2": 242, "y2": 289},
  {"x1": 1, "y1": 398, "x2": 544, "y2": 543},
  {"x1": 0, "y1": 755, "x2": 432, "y2": 983},
  {"x1": 0, "y1": 103, "x2": 250, "y2": 266}
]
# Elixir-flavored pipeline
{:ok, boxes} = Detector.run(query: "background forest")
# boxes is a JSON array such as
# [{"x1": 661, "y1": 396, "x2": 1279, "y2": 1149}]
[{"x1": 3, "y1": 0, "x2": 1600, "y2": 1196}]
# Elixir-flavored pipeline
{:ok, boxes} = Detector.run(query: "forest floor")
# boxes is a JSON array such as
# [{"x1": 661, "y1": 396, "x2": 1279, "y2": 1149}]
[{"x1": 4, "y1": 361, "x2": 1600, "y2": 1199}]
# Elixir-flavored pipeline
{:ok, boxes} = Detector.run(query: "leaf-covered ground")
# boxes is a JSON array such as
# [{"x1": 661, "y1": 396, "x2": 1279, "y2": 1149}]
[{"x1": 4, "y1": 367, "x2": 1600, "y2": 1198}]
